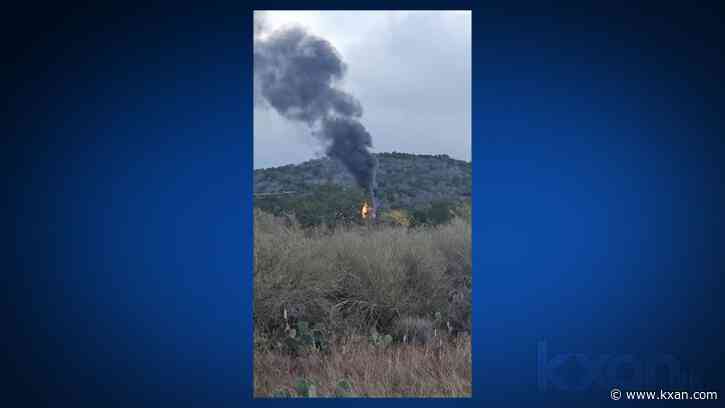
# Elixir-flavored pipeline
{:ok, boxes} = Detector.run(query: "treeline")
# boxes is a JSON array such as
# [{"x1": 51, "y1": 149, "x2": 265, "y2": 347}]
[
  {"x1": 254, "y1": 153, "x2": 471, "y2": 210},
  {"x1": 254, "y1": 184, "x2": 469, "y2": 228}
]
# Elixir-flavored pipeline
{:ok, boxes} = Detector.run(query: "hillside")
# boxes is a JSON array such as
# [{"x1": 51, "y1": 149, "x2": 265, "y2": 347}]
[{"x1": 254, "y1": 152, "x2": 471, "y2": 210}]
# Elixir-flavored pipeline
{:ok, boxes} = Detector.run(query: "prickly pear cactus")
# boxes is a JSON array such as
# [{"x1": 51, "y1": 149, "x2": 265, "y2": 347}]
[
  {"x1": 283, "y1": 321, "x2": 329, "y2": 356},
  {"x1": 369, "y1": 331, "x2": 393, "y2": 347},
  {"x1": 271, "y1": 388, "x2": 292, "y2": 398},
  {"x1": 335, "y1": 379, "x2": 354, "y2": 397},
  {"x1": 294, "y1": 378, "x2": 318, "y2": 397}
]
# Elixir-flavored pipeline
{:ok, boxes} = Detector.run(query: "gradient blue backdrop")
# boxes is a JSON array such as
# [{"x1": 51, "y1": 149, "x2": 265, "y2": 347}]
[{"x1": 8, "y1": 2, "x2": 724, "y2": 406}]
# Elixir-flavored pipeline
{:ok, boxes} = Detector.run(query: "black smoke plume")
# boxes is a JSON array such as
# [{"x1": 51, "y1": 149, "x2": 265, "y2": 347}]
[{"x1": 254, "y1": 18, "x2": 378, "y2": 204}]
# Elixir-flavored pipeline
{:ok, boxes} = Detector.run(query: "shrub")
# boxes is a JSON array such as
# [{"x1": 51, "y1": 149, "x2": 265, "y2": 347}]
[
  {"x1": 253, "y1": 205, "x2": 472, "y2": 397},
  {"x1": 254, "y1": 204, "x2": 471, "y2": 346},
  {"x1": 392, "y1": 316, "x2": 434, "y2": 345},
  {"x1": 447, "y1": 288, "x2": 472, "y2": 335}
]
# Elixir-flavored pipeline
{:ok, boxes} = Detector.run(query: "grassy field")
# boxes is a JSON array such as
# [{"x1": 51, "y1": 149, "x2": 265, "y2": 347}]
[
  {"x1": 253, "y1": 207, "x2": 471, "y2": 397},
  {"x1": 254, "y1": 333, "x2": 471, "y2": 397}
]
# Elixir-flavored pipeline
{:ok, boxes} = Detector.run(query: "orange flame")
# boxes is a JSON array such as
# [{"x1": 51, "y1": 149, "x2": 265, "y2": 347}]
[{"x1": 361, "y1": 201, "x2": 370, "y2": 219}]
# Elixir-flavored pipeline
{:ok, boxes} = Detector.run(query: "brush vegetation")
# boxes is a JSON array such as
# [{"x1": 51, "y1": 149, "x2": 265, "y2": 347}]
[
  {"x1": 254, "y1": 183, "x2": 467, "y2": 228},
  {"x1": 255, "y1": 152, "x2": 471, "y2": 210},
  {"x1": 253, "y1": 204, "x2": 471, "y2": 397}
]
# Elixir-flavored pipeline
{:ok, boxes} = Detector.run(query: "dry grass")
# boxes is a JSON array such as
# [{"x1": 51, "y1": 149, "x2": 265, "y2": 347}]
[
  {"x1": 254, "y1": 334, "x2": 471, "y2": 397},
  {"x1": 253, "y1": 209, "x2": 471, "y2": 335},
  {"x1": 253, "y1": 207, "x2": 471, "y2": 397}
]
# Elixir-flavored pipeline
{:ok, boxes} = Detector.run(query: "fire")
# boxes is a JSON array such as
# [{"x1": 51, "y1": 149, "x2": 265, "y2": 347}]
[{"x1": 361, "y1": 201, "x2": 374, "y2": 219}]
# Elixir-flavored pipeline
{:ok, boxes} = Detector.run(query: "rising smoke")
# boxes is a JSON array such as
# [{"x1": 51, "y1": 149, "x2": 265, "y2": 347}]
[{"x1": 253, "y1": 13, "x2": 378, "y2": 206}]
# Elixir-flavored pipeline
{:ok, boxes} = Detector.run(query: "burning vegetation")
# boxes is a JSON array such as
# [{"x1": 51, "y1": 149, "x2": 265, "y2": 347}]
[{"x1": 360, "y1": 201, "x2": 375, "y2": 220}]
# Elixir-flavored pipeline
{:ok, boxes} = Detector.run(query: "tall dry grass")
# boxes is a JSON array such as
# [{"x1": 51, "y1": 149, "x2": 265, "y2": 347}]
[
  {"x1": 253, "y1": 207, "x2": 471, "y2": 397},
  {"x1": 254, "y1": 334, "x2": 471, "y2": 397}
]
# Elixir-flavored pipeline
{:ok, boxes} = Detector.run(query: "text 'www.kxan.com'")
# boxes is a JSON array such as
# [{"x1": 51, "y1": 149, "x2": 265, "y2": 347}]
[{"x1": 610, "y1": 388, "x2": 718, "y2": 401}]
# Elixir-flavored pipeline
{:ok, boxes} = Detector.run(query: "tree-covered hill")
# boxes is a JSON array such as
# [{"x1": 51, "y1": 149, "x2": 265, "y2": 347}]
[{"x1": 254, "y1": 152, "x2": 471, "y2": 210}]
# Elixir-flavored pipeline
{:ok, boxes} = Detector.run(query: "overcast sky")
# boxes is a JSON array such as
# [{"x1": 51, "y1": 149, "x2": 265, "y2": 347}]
[{"x1": 253, "y1": 11, "x2": 471, "y2": 169}]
